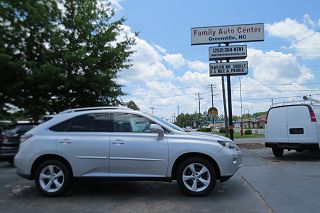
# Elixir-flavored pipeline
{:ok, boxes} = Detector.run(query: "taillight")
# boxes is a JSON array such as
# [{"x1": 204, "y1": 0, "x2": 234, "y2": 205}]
[
  {"x1": 310, "y1": 111, "x2": 317, "y2": 122},
  {"x1": 20, "y1": 134, "x2": 33, "y2": 143}
]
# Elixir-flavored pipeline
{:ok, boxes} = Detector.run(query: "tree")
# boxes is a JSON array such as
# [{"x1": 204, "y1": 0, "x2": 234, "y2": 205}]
[
  {"x1": 0, "y1": 0, "x2": 135, "y2": 121},
  {"x1": 176, "y1": 113, "x2": 199, "y2": 128},
  {"x1": 126, "y1": 101, "x2": 139, "y2": 110}
]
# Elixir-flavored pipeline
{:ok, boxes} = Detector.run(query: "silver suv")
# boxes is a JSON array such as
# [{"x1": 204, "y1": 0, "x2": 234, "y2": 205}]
[{"x1": 15, "y1": 107, "x2": 242, "y2": 197}]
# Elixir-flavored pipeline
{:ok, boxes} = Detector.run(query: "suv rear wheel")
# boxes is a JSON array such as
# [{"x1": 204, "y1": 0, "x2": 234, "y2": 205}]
[
  {"x1": 35, "y1": 160, "x2": 71, "y2": 197},
  {"x1": 176, "y1": 157, "x2": 216, "y2": 196}
]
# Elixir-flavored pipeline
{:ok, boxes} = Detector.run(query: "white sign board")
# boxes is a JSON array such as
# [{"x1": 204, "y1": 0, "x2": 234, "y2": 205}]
[
  {"x1": 192, "y1": 23, "x2": 264, "y2": 45},
  {"x1": 209, "y1": 61, "x2": 248, "y2": 76},
  {"x1": 209, "y1": 45, "x2": 247, "y2": 60}
]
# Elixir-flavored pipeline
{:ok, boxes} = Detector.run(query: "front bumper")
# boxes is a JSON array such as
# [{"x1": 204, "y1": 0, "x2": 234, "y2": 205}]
[
  {"x1": 217, "y1": 147, "x2": 242, "y2": 179},
  {"x1": 0, "y1": 143, "x2": 19, "y2": 158}
]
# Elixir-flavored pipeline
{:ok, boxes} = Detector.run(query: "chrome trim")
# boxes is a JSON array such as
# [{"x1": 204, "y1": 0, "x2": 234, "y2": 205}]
[
  {"x1": 110, "y1": 157, "x2": 165, "y2": 161},
  {"x1": 76, "y1": 156, "x2": 108, "y2": 159}
]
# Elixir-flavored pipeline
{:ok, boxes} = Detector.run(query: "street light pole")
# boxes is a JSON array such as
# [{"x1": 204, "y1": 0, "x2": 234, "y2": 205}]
[
  {"x1": 195, "y1": 92, "x2": 203, "y2": 128},
  {"x1": 150, "y1": 107, "x2": 155, "y2": 114}
]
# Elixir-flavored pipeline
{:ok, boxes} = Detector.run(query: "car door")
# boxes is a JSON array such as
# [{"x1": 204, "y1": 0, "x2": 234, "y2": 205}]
[
  {"x1": 109, "y1": 112, "x2": 168, "y2": 177},
  {"x1": 54, "y1": 113, "x2": 111, "y2": 177},
  {"x1": 266, "y1": 107, "x2": 288, "y2": 143},
  {"x1": 287, "y1": 106, "x2": 316, "y2": 143}
]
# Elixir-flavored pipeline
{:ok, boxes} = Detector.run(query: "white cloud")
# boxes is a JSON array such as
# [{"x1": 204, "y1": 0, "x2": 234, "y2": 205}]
[
  {"x1": 163, "y1": 53, "x2": 186, "y2": 68},
  {"x1": 303, "y1": 14, "x2": 320, "y2": 29},
  {"x1": 186, "y1": 60, "x2": 208, "y2": 72},
  {"x1": 266, "y1": 16, "x2": 320, "y2": 59},
  {"x1": 247, "y1": 48, "x2": 314, "y2": 84},
  {"x1": 108, "y1": 0, "x2": 123, "y2": 11}
]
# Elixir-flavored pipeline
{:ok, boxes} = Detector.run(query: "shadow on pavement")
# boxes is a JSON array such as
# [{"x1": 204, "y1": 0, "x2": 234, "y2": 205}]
[{"x1": 264, "y1": 150, "x2": 320, "y2": 162}]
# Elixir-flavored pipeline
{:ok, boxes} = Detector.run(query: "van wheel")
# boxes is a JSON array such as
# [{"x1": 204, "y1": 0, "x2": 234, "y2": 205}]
[
  {"x1": 35, "y1": 160, "x2": 71, "y2": 197},
  {"x1": 272, "y1": 148, "x2": 284, "y2": 157},
  {"x1": 176, "y1": 157, "x2": 216, "y2": 196}
]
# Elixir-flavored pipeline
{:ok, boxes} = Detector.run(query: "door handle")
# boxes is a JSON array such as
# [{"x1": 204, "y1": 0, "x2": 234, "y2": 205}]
[
  {"x1": 59, "y1": 138, "x2": 72, "y2": 144},
  {"x1": 112, "y1": 139, "x2": 125, "y2": 145}
]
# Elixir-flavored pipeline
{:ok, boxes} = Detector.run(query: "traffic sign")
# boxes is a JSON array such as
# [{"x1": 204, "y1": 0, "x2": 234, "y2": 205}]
[
  {"x1": 209, "y1": 45, "x2": 247, "y2": 60},
  {"x1": 209, "y1": 61, "x2": 248, "y2": 76}
]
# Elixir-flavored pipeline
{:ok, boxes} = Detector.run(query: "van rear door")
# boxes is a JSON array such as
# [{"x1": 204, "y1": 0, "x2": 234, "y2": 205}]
[
  {"x1": 266, "y1": 107, "x2": 288, "y2": 143},
  {"x1": 287, "y1": 105, "x2": 317, "y2": 143}
]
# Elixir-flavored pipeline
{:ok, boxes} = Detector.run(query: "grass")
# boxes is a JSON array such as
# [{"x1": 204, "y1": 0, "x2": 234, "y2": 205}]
[{"x1": 213, "y1": 132, "x2": 265, "y2": 138}]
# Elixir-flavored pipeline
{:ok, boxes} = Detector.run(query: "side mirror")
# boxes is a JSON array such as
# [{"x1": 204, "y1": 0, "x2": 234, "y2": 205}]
[{"x1": 150, "y1": 124, "x2": 164, "y2": 139}]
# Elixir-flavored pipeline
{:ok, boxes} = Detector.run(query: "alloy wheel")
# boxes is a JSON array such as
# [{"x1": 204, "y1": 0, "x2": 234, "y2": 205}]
[
  {"x1": 182, "y1": 163, "x2": 211, "y2": 192},
  {"x1": 39, "y1": 165, "x2": 64, "y2": 193}
]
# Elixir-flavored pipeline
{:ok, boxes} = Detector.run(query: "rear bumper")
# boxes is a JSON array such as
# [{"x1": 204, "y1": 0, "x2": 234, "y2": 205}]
[
  {"x1": 16, "y1": 169, "x2": 32, "y2": 180},
  {"x1": 265, "y1": 142, "x2": 319, "y2": 150}
]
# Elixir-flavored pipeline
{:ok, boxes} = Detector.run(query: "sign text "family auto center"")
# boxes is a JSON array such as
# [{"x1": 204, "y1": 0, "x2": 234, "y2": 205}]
[{"x1": 191, "y1": 23, "x2": 264, "y2": 45}]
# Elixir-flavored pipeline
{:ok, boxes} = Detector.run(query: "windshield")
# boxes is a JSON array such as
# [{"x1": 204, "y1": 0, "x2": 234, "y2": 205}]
[{"x1": 151, "y1": 115, "x2": 185, "y2": 132}]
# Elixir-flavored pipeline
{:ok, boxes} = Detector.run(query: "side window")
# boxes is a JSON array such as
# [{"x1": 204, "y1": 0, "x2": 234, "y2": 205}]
[
  {"x1": 113, "y1": 113, "x2": 155, "y2": 133},
  {"x1": 50, "y1": 113, "x2": 112, "y2": 132}
]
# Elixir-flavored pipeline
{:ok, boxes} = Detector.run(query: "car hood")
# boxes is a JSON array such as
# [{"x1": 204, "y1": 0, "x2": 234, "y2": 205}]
[{"x1": 185, "y1": 132, "x2": 233, "y2": 142}]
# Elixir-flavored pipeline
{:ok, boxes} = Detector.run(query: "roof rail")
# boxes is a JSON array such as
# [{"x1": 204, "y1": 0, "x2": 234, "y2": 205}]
[{"x1": 61, "y1": 106, "x2": 129, "y2": 113}]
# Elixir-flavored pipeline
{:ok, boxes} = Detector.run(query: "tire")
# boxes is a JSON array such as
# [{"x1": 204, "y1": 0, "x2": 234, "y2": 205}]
[
  {"x1": 35, "y1": 160, "x2": 71, "y2": 197},
  {"x1": 176, "y1": 157, "x2": 216, "y2": 196},
  {"x1": 272, "y1": 148, "x2": 284, "y2": 157}
]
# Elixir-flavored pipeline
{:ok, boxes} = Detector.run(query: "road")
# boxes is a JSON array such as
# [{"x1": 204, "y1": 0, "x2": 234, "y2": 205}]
[{"x1": 1, "y1": 145, "x2": 320, "y2": 213}]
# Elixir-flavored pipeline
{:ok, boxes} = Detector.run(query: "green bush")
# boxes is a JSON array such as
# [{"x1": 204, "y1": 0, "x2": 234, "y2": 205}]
[
  {"x1": 219, "y1": 127, "x2": 226, "y2": 133},
  {"x1": 197, "y1": 127, "x2": 212, "y2": 132},
  {"x1": 244, "y1": 129, "x2": 252, "y2": 135}
]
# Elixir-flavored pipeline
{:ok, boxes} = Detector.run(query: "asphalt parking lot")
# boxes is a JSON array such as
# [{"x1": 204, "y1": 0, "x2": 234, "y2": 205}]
[{"x1": 1, "y1": 144, "x2": 320, "y2": 213}]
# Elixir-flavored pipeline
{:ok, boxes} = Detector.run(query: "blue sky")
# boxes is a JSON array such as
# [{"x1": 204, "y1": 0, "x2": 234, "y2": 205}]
[{"x1": 109, "y1": 0, "x2": 320, "y2": 120}]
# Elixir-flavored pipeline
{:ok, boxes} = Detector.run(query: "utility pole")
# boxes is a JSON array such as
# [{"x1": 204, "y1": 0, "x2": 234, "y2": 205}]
[
  {"x1": 195, "y1": 92, "x2": 203, "y2": 128},
  {"x1": 177, "y1": 105, "x2": 180, "y2": 116},
  {"x1": 150, "y1": 107, "x2": 155, "y2": 114},
  {"x1": 210, "y1": 84, "x2": 215, "y2": 107}
]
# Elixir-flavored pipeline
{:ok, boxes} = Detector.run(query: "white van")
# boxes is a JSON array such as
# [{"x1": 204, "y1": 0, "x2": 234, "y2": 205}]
[{"x1": 265, "y1": 104, "x2": 320, "y2": 157}]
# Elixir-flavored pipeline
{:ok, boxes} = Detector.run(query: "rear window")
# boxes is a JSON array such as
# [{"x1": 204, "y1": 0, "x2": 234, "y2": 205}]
[{"x1": 49, "y1": 113, "x2": 112, "y2": 132}]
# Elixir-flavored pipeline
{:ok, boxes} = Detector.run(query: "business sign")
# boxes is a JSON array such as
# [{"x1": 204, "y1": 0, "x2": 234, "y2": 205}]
[
  {"x1": 209, "y1": 61, "x2": 248, "y2": 77},
  {"x1": 209, "y1": 45, "x2": 247, "y2": 60},
  {"x1": 192, "y1": 23, "x2": 264, "y2": 45}
]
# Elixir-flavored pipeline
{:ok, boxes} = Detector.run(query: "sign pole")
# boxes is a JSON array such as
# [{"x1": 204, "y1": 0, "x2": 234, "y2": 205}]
[
  {"x1": 226, "y1": 43, "x2": 234, "y2": 140},
  {"x1": 222, "y1": 76, "x2": 229, "y2": 137}
]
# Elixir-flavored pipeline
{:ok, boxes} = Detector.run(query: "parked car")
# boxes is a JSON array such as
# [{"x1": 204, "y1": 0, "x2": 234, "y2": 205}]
[
  {"x1": 39, "y1": 115, "x2": 55, "y2": 123},
  {"x1": 15, "y1": 107, "x2": 242, "y2": 197},
  {"x1": 265, "y1": 104, "x2": 320, "y2": 157},
  {"x1": 0, "y1": 123, "x2": 38, "y2": 163}
]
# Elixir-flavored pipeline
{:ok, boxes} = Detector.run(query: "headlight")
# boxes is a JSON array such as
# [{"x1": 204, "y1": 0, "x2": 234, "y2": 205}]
[{"x1": 217, "y1": 140, "x2": 235, "y2": 149}]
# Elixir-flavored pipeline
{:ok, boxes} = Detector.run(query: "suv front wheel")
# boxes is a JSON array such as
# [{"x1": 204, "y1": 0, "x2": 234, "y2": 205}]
[
  {"x1": 35, "y1": 160, "x2": 71, "y2": 197},
  {"x1": 176, "y1": 157, "x2": 216, "y2": 196}
]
